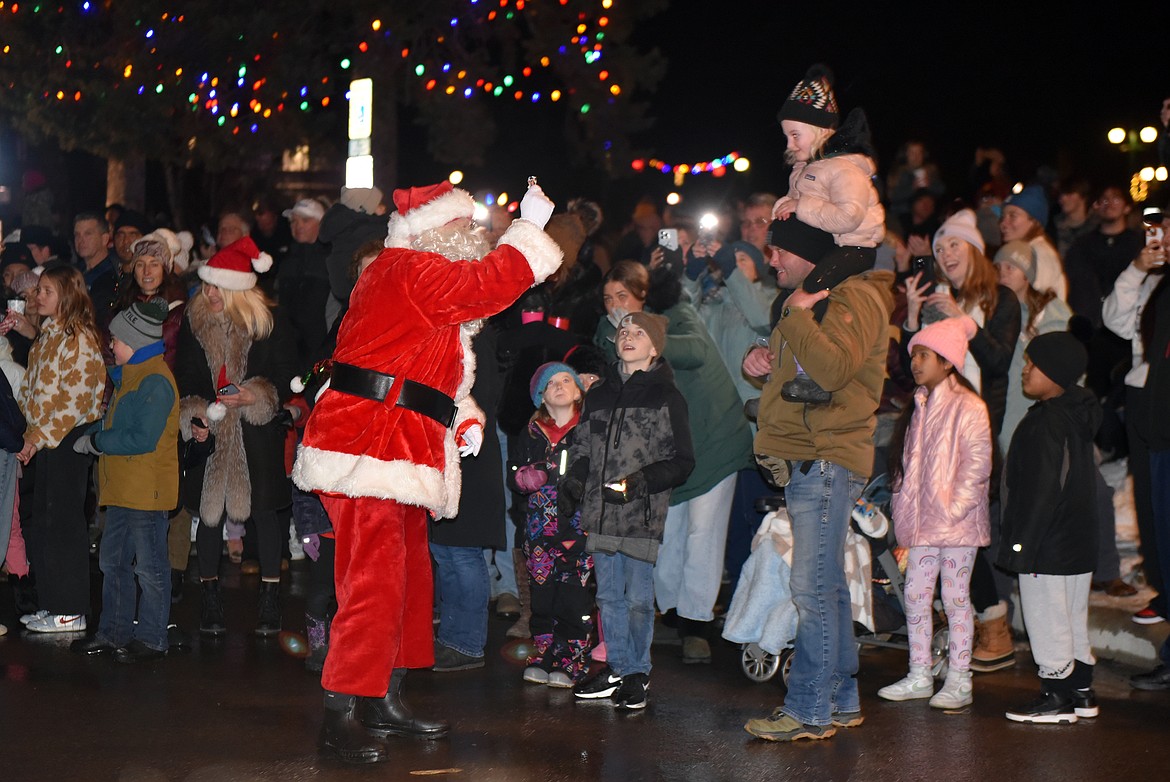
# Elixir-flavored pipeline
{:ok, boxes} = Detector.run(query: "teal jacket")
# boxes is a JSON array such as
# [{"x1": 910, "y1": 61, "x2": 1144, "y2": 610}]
[{"x1": 595, "y1": 299, "x2": 752, "y2": 504}]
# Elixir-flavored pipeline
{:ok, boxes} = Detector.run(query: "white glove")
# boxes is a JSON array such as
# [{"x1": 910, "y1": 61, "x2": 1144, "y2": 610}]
[
  {"x1": 458, "y1": 424, "x2": 484, "y2": 458},
  {"x1": 72, "y1": 433, "x2": 101, "y2": 456},
  {"x1": 519, "y1": 185, "x2": 554, "y2": 230}
]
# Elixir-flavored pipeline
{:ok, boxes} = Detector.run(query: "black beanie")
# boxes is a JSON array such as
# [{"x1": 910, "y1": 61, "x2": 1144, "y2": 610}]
[
  {"x1": 777, "y1": 64, "x2": 839, "y2": 129},
  {"x1": 1025, "y1": 332, "x2": 1087, "y2": 390},
  {"x1": 766, "y1": 218, "x2": 835, "y2": 265},
  {"x1": 563, "y1": 343, "x2": 608, "y2": 378}
]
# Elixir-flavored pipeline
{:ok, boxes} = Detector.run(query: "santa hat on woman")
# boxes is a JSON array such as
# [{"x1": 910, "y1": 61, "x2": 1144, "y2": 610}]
[
  {"x1": 198, "y1": 236, "x2": 273, "y2": 291},
  {"x1": 385, "y1": 181, "x2": 475, "y2": 249}
]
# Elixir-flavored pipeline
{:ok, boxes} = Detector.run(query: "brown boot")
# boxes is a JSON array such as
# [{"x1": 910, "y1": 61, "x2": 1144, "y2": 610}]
[
  {"x1": 970, "y1": 600, "x2": 1015, "y2": 672},
  {"x1": 505, "y1": 548, "x2": 532, "y2": 640}
]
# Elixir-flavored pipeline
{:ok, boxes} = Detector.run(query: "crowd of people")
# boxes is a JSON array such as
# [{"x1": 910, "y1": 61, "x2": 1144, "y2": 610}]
[{"x1": 1, "y1": 70, "x2": 1169, "y2": 764}]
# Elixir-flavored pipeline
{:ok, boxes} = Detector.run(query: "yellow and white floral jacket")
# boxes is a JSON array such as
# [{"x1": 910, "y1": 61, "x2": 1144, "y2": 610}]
[{"x1": 19, "y1": 317, "x2": 105, "y2": 450}]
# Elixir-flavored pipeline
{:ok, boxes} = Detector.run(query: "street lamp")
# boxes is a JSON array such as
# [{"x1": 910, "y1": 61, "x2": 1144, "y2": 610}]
[{"x1": 1110, "y1": 126, "x2": 1160, "y2": 202}]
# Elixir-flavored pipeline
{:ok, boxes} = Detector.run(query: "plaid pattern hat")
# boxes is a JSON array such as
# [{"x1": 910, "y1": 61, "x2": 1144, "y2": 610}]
[{"x1": 777, "y1": 64, "x2": 839, "y2": 129}]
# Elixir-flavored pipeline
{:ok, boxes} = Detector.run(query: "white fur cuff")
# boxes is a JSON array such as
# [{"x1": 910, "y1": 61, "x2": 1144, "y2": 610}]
[{"x1": 498, "y1": 219, "x2": 563, "y2": 284}]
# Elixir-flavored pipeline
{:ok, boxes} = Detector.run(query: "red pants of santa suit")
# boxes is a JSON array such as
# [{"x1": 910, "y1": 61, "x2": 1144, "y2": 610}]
[{"x1": 319, "y1": 495, "x2": 435, "y2": 697}]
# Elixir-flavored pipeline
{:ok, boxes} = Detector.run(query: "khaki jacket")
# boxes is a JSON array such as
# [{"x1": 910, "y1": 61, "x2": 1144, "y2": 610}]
[{"x1": 754, "y1": 270, "x2": 894, "y2": 477}]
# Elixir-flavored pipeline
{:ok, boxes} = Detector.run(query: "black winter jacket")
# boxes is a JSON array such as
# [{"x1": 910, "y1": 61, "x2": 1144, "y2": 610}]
[
  {"x1": 998, "y1": 385, "x2": 1102, "y2": 575},
  {"x1": 565, "y1": 358, "x2": 694, "y2": 562}
]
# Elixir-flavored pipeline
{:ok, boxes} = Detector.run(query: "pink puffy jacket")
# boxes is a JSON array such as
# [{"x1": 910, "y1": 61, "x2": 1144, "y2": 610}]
[
  {"x1": 789, "y1": 153, "x2": 886, "y2": 248},
  {"x1": 891, "y1": 375, "x2": 993, "y2": 548}
]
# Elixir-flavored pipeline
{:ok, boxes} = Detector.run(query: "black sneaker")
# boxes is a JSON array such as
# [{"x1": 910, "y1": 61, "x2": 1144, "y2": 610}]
[
  {"x1": 612, "y1": 673, "x2": 648, "y2": 710},
  {"x1": 1131, "y1": 663, "x2": 1170, "y2": 691},
  {"x1": 573, "y1": 669, "x2": 622, "y2": 700},
  {"x1": 1071, "y1": 688, "x2": 1098, "y2": 718},
  {"x1": 1005, "y1": 691, "x2": 1077, "y2": 724},
  {"x1": 432, "y1": 644, "x2": 484, "y2": 672}
]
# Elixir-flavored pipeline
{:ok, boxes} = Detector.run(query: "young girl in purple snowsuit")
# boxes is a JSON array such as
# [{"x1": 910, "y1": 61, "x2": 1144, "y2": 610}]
[{"x1": 509, "y1": 362, "x2": 593, "y2": 687}]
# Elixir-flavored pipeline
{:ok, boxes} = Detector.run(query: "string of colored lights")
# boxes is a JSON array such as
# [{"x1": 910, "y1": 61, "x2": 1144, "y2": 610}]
[
  {"x1": 0, "y1": 0, "x2": 623, "y2": 138},
  {"x1": 631, "y1": 152, "x2": 750, "y2": 180}
]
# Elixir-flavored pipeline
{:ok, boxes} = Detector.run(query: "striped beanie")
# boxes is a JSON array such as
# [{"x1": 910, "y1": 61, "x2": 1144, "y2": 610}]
[{"x1": 777, "y1": 64, "x2": 839, "y2": 129}]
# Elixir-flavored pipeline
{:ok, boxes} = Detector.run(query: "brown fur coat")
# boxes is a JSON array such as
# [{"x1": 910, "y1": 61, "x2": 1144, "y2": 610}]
[{"x1": 175, "y1": 295, "x2": 296, "y2": 527}]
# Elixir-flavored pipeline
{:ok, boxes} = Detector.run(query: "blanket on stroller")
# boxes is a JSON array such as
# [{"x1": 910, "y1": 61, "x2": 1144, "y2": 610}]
[{"x1": 721, "y1": 508, "x2": 875, "y2": 655}]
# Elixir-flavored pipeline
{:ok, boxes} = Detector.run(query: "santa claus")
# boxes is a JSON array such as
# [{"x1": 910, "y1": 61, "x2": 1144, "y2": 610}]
[{"x1": 293, "y1": 180, "x2": 561, "y2": 764}]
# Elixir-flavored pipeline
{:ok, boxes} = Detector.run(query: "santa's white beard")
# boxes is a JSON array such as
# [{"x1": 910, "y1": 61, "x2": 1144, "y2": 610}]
[{"x1": 412, "y1": 224, "x2": 490, "y2": 262}]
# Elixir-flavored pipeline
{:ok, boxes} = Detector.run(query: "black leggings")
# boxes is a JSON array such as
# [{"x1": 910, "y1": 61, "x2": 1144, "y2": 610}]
[
  {"x1": 196, "y1": 509, "x2": 282, "y2": 579},
  {"x1": 305, "y1": 536, "x2": 337, "y2": 618}
]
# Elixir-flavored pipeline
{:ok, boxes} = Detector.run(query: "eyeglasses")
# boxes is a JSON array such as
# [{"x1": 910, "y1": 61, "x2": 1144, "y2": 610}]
[
  {"x1": 741, "y1": 218, "x2": 769, "y2": 228},
  {"x1": 1095, "y1": 195, "x2": 1124, "y2": 205}
]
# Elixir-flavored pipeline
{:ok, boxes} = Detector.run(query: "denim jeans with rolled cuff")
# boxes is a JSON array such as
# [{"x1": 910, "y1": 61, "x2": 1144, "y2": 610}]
[{"x1": 778, "y1": 460, "x2": 865, "y2": 727}]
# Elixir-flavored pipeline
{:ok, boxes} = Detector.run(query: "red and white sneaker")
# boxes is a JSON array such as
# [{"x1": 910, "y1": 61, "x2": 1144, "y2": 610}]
[
  {"x1": 24, "y1": 613, "x2": 87, "y2": 634},
  {"x1": 1132, "y1": 606, "x2": 1166, "y2": 626}
]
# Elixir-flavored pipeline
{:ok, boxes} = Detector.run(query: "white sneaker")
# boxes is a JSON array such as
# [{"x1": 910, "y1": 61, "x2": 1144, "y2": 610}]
[
  {"x1": 547, "y1": 671, "x2": 574, "y2": 689},
  {"x1": 19, "y1": 610, "x2": 49, "y2": 626},
  {"x1": 25, "y1": 613, "x2": 86, "y2": 634},
  {"x1": 929, "y1": 670, "x2": 973, "y2": 709},
  {"x1": 878, "y1": 667, "x2": 934, "y2": 701},
  {"x1": 523, "y1": 666, "x2": 549, "y2": 684}
]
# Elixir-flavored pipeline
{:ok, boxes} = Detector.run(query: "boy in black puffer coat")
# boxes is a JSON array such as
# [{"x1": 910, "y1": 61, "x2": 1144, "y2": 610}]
[{"x1": 560, "y1": 312, "x2": 693, "y2": 710}]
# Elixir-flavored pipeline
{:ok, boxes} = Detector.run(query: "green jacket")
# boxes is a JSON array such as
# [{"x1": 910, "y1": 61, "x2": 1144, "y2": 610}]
[
  {"x1": 95, "y1": 353, "x2": 179, "y2": 511},
  {"x1": 595, "y1": 300, "x2": 752, "y2": 504},
  {"x1": 754, "y1": 270, "x2": 895, "y2": 478}
]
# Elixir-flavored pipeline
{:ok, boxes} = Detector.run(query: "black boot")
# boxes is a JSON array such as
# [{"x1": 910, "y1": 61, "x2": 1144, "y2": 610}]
[
  {"x1": 320, "y1": 691, "x2": 387, "y2": 764},
  {"x1": 361, "y1": 668, "x2": 450, "y2": 739},
  {"x1": 171, "y1": 569, "x2": 185, "y2": 605},
  {"x1": 11, "y1": 574, "x2": 38, "y2": 616},
  {"x1": 305, "y1": 612, "x2": 330, "y2": 673},
  {"x1": 199, "y1": 579, "x2": 226, "y2": 637},
  {"x1": 256, "y1": 580, "x2": 281, "y2": 637}
]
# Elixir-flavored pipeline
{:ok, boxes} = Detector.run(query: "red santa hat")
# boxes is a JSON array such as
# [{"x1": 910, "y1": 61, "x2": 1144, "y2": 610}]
[
  {"x1": 198, "y1": 236, "x2": 273, "y2": 291},
  {"x1": 386, "y1": 181, "x2": 476, "y2": 248}
]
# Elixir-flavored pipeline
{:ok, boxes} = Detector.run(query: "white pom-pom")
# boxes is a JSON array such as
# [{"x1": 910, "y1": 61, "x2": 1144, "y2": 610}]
[
  {"x1": 290, "y1": 376, "x2": 306, "y2": 394},
  {"x1": 252, "y1": 251, "x2": 273, "y2": 274},
  {"x1": 206, "y1": 401, "x2": 228, "y2": 422}
]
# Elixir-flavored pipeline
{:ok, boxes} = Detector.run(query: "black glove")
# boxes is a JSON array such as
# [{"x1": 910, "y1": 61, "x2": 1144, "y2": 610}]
[
  {"x1": 558, "y1": 476, "x2": 584, "y2": 519},
  {"x1": 601, "y1": 471, "x2": 647, "y2": 505}
]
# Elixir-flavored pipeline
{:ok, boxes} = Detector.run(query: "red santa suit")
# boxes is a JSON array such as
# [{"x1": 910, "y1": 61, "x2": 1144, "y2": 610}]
[{"x1": 293, "y1": 183, "x2": 562, "y2": 698}]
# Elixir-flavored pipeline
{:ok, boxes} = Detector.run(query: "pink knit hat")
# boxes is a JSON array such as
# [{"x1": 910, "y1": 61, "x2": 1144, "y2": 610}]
[{"x1": 908, "y1": 316, "x2": 977, "y2": 371}]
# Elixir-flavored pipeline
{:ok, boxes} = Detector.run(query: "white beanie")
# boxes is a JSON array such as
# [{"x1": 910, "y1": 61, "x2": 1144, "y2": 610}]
[{"x1": 932, "y1": 209, "x2": 985, "y2": 256}]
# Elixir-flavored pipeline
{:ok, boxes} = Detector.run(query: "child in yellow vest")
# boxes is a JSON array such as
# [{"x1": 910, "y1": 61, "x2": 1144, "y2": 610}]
[{"x1": 71, "y1": 299, "x2": 180, "y2": 663}]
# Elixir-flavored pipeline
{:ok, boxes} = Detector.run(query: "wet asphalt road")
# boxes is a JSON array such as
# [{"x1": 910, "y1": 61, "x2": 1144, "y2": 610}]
[{"x1": 2, "y1": 562, "x2": 1168, "y2": 782}]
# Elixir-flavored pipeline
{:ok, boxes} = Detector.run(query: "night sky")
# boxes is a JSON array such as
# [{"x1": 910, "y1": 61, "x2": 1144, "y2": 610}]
[{"x1": 583, "y1": 2, "x2": 1170, "y2": 220}]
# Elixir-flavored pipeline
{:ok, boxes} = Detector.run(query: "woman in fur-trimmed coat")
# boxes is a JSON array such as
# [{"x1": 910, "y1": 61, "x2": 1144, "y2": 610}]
[{"x1": 173, "y1": 236, "x2": 298, "y2": 638}]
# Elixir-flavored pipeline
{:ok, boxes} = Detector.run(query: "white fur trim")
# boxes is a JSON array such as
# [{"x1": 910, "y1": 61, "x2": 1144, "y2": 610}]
[
  {"x1": 293, "y1": 444, "x2": 460, "y2": 518},
  {"x1": 385, "y1": 213, "x2": 412, "y2": 249},
  {"x1": 290, "y1": 376, "x2": 305, "y2": 394},
  {"x1": 403, "y1": 189, "x2": 475, "y2": 237},
  {"x1": 252, "y1": 251, "x2": 273, "y2": 274},
  {"x1": 497, "y1": 219, "x2": 563, "y2": 284},
  {"x1": 198, "y1": 264, "x2": 257, "y2": 291},
  {"x1": 206, "y1": 401, "x2": 227, "y2": 421}
]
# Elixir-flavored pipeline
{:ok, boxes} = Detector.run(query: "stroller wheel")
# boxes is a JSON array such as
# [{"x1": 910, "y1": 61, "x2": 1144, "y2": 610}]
[
  {"x1": 741, "y1": 643, "x2": 781, "y2": 683},
  {"x1": 931, "y1": 627, "x2": 950, "y2": 679},
  {"x1": 779, "y1": 648, "x2": 795, "y2": 688}
]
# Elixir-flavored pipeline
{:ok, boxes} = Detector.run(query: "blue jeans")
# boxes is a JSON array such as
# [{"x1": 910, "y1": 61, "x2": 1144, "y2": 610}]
[
  {"x1": 430, "y1": 542, "x2": 489, "y2": 657},
  {"x1": 485, "y1": 425, "x2": 519, "y2": 598},
  {"x1": 780, "y1": 460, "x2": 865, "y2": 726},
  {"x1": 98, "y1": 506, "x2": 171, "y2": 651},
  {"x1": 593, "y1": 551, "x2": 655, "y2": 678}
]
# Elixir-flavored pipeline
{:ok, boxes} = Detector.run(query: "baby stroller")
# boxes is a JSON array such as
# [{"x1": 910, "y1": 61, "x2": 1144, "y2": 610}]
[{"x1": 722, "y1": 474, "x2": 950, "y2": 686}]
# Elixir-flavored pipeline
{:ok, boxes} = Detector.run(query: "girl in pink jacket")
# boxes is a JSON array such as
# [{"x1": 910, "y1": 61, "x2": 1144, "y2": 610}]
[{"x1": 879, "y1": 316, "x2": 993, "y2": 710}]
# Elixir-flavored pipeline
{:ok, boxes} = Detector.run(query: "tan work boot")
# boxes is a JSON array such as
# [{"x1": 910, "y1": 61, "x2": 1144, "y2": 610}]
[
  {"x1": 970, "y1": 600, "x2": 1015, "y2": 672},
  {"x1": 505, "y1": 548, "x2": 532, "y2": 639}
]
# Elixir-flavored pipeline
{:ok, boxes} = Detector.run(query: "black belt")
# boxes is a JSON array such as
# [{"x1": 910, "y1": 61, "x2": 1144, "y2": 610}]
[{"x1": 330, "y1": 362, "x2": 457, "y2": 429}]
